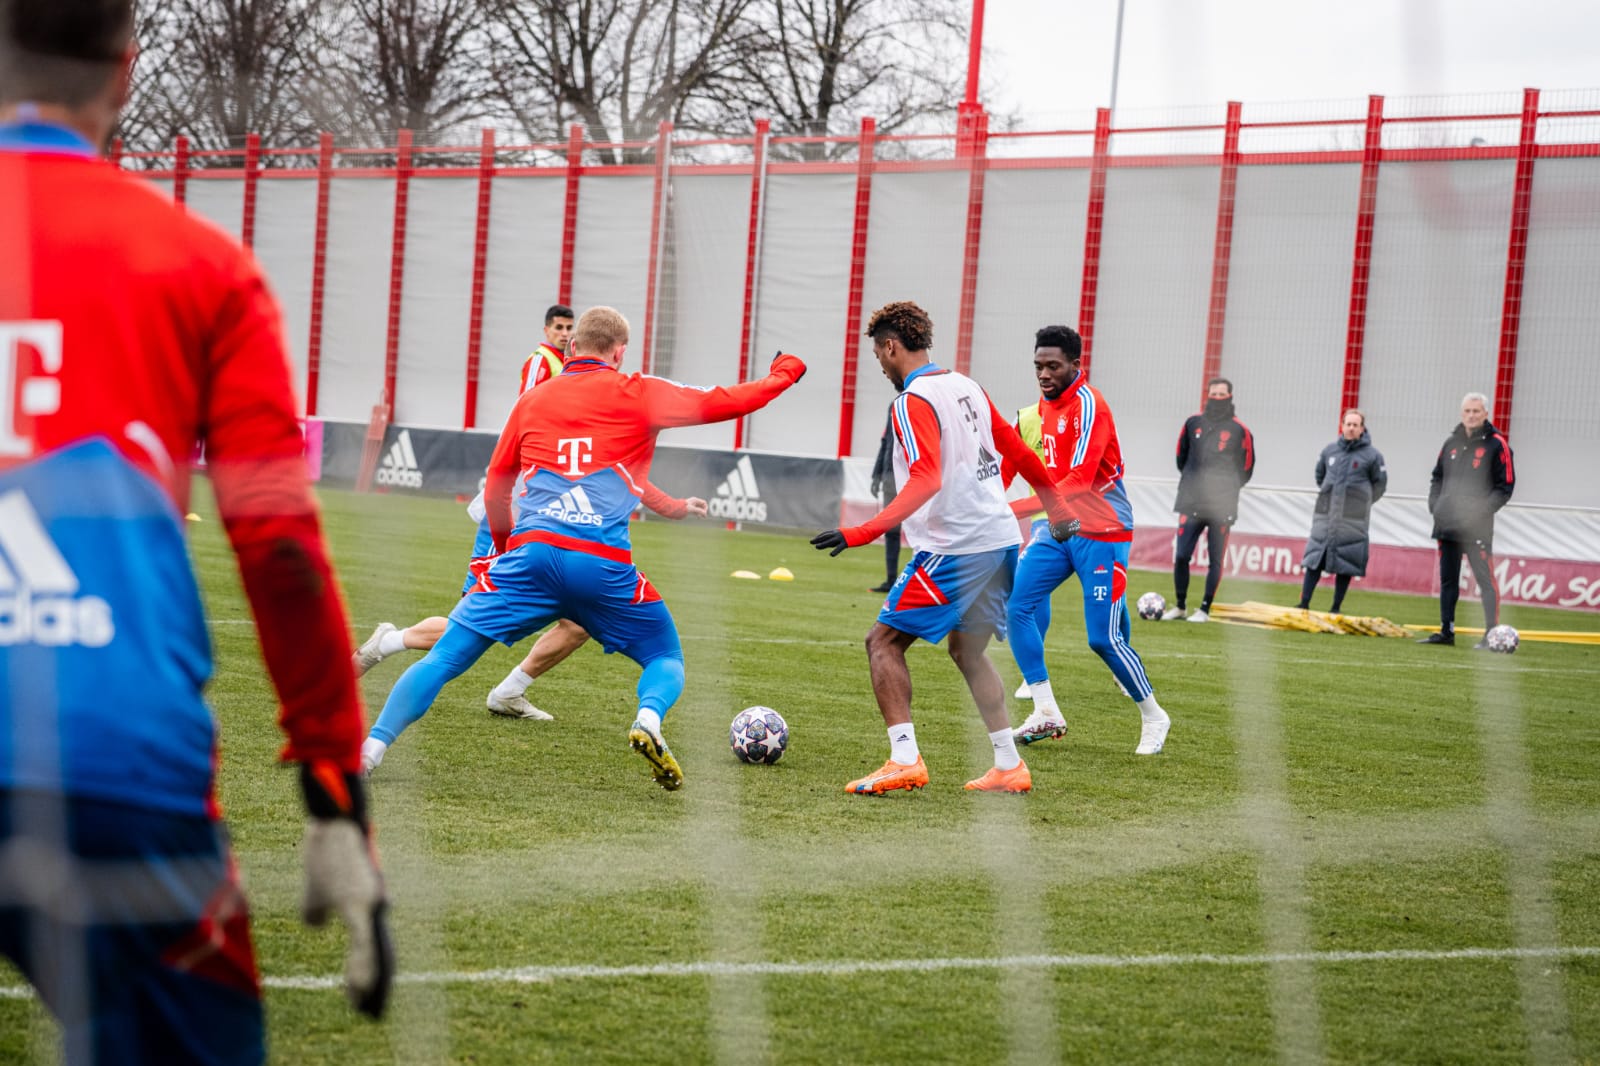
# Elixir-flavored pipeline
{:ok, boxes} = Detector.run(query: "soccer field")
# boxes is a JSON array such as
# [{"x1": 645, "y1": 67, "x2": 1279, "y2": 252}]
[{"x1": 4, "y1": 486, "x2": 1598, "y2": 1064}]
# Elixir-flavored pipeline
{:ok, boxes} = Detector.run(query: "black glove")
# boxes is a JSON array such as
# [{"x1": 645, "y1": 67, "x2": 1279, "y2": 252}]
[
  {"x1": 810, "y1": 529, "x2": 849, "y2": 556},
  {"x1": 1049, "y1": 517, "x2": 1081, "y2": 541},
  {"x1": 300, "y1": 761, "x2": 395, "y2": 1019}
]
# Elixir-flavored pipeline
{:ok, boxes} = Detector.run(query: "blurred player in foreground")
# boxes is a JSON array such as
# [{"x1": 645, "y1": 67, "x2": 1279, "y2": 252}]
[
  {"x1": 361, "y1": 308, "x2": 806, "y2": 790},
  {"x1": 1002, "y1": 326, "x2": 1171, "y2": 755},
  {"x1": 810, "y1": 302, "x2": 1075, "y2": 795},
  {"x1": 0, "y1": 0, "x2": 391, "y2": 1060}
]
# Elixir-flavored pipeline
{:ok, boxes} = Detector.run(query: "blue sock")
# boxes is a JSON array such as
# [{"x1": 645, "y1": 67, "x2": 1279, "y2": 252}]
[
  {"x1": 369, "y1": 623, "x2": 494, "y2": 745},
  {"x1": 636, "y1": 656, "x2": 685, "y2": 719}
]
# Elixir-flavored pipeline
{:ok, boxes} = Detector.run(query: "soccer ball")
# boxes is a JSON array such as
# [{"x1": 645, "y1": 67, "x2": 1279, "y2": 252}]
[
  {"x1": 1137, "y1": 591, "x2": 1167, "y2": 620},
  {"x1": 1484, "y1": 624, "x2": 1519, "y2": 653},
  {"x1": 730, "y1": 707, "x2": 789, "y2": 765}
]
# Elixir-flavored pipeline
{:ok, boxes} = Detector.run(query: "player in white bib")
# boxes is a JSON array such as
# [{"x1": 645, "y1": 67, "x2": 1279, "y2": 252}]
[{"x1": 812, "y1": 302, "x2": 1077, "y2": 794}]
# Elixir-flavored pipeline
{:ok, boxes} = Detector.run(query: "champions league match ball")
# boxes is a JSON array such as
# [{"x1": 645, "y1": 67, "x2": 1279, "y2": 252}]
[
  {"x1": 1484, "y1": 624, "x2": 1520, "y2": 654},
  {"x1": 1137, "y1": 591, "x2": 1167, "y2": 621},
  {"x1": 730, "y1": 707, "x2": 789, "y2": 765}
]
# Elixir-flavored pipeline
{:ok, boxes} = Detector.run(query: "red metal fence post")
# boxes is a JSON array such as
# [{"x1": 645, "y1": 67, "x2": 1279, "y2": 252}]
[
  {"x1": 1077, "y1": 108, "x2": 1112, "y2": 375},
  {"x1": 954, "y1": 108, "x2": 989, "y2": 375},
  {"x1": 836, "y1": 117, "x2": 877, "y2": 458},
  {"x1": 558, "y1": 124, "x2": 584, "y2": 306},
  {"x1": 173, "y1": 135, "x2": 190, "y2": 207},
  {"x1": 1494, "y1": 87, "x2": 1540, "y2": 436},
  {"x1": 241, "y1": 132, "x2": 261, "y2": 249},
  {"x1": 305, "y1": 132, "x2": 334, "y2": 417},
  {"x1": 382, "y1": 129, "x2": 414, "y2": 417},
  {"x1": 640, "y1": 121, "x2": 674, "y2": 376},
  {"x1": 734, "y1": 118, "x2": 772, "y2": 450},
  {"x1": 463, "y1": 128, "x2": 496, "y2": 429},
  {"x1": 1201, "y1": 101, "x2": 1243, "y2": 398},
  {"x1": 109, "y1": 137, "x2": 123, "y2": 169},
  {"x1": 1341, "y1": 95, "x2": 1385, "y2": 415}
]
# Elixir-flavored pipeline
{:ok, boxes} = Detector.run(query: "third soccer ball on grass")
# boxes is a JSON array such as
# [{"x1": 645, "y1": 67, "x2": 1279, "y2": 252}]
[
  {"x1": 1137, "y1": 591, "x2": 1167, "y2": 620},
  {"x1": 730, "y1": 707, "x2": 789, "y2": 764},
  {"x1": 1484, "y1": 624, "x2": 1520, "y2": 653}
]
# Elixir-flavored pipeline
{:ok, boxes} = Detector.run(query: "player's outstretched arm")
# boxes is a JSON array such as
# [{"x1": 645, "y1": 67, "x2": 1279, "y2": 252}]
[
  {"x1": 639, "y1": 479, "x2": 704, "y2": 520},
  {"x1": 815, "y1": 393, "x2": 941, "y2": 554},
  {"x1": 645, "y1": 352, "x2": 807, "y2": 428},
  {"x1": 203, "y1": 264, "x2": 393, "y2": 1018},
  {"x1": 987, "y1": 401, "x2": 1072, "y2": 527}
]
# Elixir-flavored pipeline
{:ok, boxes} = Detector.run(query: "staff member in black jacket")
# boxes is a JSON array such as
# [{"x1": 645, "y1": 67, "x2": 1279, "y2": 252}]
[
  {"x1": 1298, "y1": 409, "x2": 1387, "y2": 613},
  {"x1": 1163, "y1": 378, "x2": 1255, "y2": 622},
  {"x1": 1419, "y1": 392, "x2": 1514, "y2": 647}
]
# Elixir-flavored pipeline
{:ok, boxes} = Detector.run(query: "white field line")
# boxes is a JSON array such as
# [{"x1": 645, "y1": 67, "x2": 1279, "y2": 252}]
[{"x1": 8, "y1": 945, "x2": 1595, "y2": 1000}]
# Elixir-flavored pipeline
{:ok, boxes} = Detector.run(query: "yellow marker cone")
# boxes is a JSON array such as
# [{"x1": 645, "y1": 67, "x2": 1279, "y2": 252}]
[
  {"x1": 731, "y1": 570, "x2": 762, "y2": 580},
  {"x1": 185, "y1": 513, "x2": 202, "y2": 522},
  {"x1": 768, "y1": 567, "x2": 794, "y2": 581}
]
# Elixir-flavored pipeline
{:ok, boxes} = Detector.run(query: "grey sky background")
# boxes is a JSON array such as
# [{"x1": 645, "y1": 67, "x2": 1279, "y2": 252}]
[{"x1": 984, "y1": 0, "x2": 1600, "y2": 125}]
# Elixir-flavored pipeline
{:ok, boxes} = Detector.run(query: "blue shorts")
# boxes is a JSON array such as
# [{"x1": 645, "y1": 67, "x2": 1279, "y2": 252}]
[
  {"x1": 451, "y1": 541, "x2": 681, "y2": 663},
  {"x1": 0, "y1": 790, "x2": 264, "y2": 1065},
  {"x1": 877, "y1": 546, "x2": 1018, "y2": 644}
]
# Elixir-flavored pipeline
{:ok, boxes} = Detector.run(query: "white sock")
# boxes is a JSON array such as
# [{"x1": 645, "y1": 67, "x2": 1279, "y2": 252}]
[
  {"x1": 1137, "y1": 696, "x2": 1169, "y2": 724},
  {"x1": 378, "y1": 629, "x2": 408, "y2": 656},
  {"x1": 989, "y1": 728, "x2": 1021, "y2": 771},
  {"x1": 361, "y1": 736, "x2": 388, "y2": 768},
  {"x1": 492, "y1": 667, "x2": 534, "y2": 700},
  {"x1": 888, "y1": 723, "x2": 919, "y2": 765},
  {"x1": 1028, "y1": 681, "x2": 1062, "y2": 718},
  {"x1": 635, "y1": 708, "x2": 662, "y2": 733}
]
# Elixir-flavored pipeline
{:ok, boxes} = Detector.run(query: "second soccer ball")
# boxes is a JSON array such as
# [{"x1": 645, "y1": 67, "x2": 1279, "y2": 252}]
[{"x1": 1137, "y1": 591, "x2": 1167, "y2": 620}]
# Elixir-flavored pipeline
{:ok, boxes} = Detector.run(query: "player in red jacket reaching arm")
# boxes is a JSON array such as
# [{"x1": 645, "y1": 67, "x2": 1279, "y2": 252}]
[{"x1": 362, "y1": 307, "x2": 806, "y2": 791}]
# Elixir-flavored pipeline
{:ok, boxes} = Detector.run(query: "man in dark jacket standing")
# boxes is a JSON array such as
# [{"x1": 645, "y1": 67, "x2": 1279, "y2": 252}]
[
  {"x1": 1298, "y1": 410, "x2": 1387, "y2": 612},
  {"x1": 1419, "y1": 392, "x2": 1514, "y2": 647},
  {"x1": 1163, "y1": 378, "x2": 1255, "y2": 622}
]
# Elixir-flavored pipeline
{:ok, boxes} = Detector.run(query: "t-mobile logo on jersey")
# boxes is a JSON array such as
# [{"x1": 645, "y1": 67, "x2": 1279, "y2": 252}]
[
  {"x1": 1041, "y1": 436, "x2": 1059, "y2": 468},
  {"x1": 0, "y1": 321, "x2": 64, "y2": 458},
  {"x1": 557, "y1": 437, "x2": 593, "y2": 475}
]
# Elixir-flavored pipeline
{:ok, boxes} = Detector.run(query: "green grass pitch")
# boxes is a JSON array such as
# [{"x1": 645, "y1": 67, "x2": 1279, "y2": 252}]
[{"x1": 4, "y1": 486, "x2": 1598, "y2": 1064}]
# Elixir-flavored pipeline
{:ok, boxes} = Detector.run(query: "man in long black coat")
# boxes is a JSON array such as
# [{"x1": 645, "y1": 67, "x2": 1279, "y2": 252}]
[
  {"x1": 1418, "y1": 392, "x2": 1515, "y2": 647},
  {"x1": 1298, "y1": 410, "x2": 1387, "y2": 612}
]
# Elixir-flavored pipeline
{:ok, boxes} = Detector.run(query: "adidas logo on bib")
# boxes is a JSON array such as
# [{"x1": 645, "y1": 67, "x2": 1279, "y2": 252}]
[
  {"x1": 0, "y1": 490, "x2": 115, "y2": 647},
  {"x1": 710, "y1": 456, "x2": 768, "y2": 522},
  {"x1": 376, "y1": 429, "x2": 423, "y2": 489},
  {"x1": 539, "y1": 484, "x2": 604, "y2": 526}
]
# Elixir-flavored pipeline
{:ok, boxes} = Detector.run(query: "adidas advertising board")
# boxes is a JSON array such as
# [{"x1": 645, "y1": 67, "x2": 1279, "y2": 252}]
[
  {"x1": 314, "y1": 422, "x2": 842, "y2": 529},
  {"x1": 709, "y1": 455, "x2": 768, "y2": 522},
  {"x1": 375, "y1": 429, "x2": 425, "y2": 488}
]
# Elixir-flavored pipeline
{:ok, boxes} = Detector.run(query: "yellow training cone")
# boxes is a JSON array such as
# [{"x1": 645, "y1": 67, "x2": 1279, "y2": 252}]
[
  {"x1": 768, "y1": 567, "x2": 795, "y2": 581},
  {"x1": 185, "y1": 513, "x2": 202, "y2": 522},
  {"x1": 731, "y1": 570, "x2": 762, "y2": 580}
]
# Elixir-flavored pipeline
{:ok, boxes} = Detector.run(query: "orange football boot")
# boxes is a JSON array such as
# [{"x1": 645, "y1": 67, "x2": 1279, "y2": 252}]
[
  {"x1": 963, "y1": 761, "x2": 1032, "y2": 793},
  {"x1": 844, "y1": 755, "x2": 929, "y2": 795}
]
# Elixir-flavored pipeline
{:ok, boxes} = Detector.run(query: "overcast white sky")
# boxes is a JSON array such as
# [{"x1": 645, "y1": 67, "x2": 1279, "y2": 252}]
[{"x1": 983, "y1": 0, "x2": 1600, "y2": 125}]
